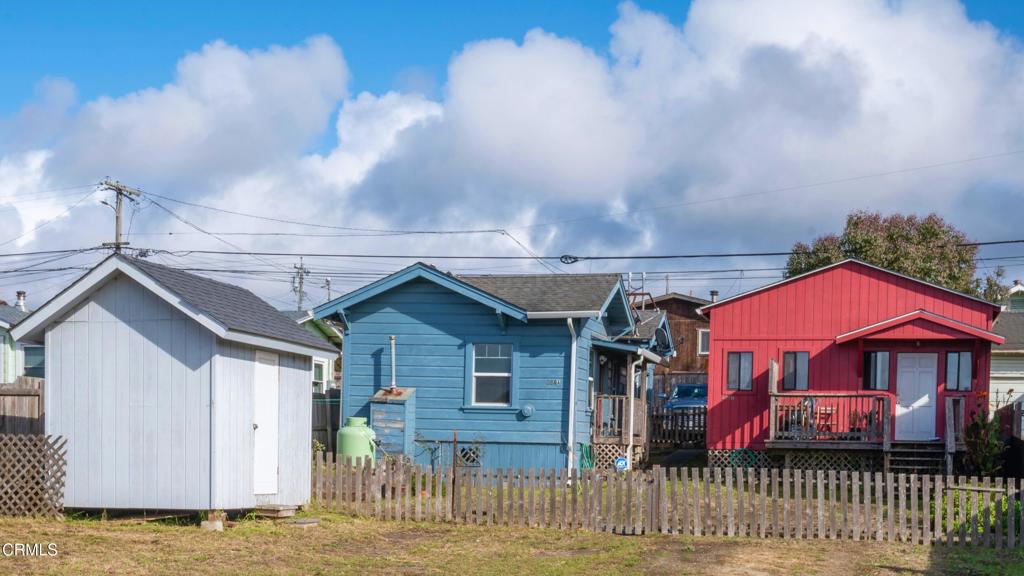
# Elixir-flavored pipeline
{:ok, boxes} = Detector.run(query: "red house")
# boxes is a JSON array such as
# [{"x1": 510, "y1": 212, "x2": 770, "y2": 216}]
[{"x1": 700, "y1": 259, "x2": 1004, "y2": 473}]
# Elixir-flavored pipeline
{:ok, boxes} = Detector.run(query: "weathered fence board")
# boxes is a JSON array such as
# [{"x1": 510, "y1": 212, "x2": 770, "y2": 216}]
[{"x1": 309, "y1": 461, "x2": 1024, "y2": 549}]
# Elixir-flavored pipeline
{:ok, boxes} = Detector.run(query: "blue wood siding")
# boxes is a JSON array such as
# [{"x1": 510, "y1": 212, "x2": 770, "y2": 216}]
[{"x1": 343, "y1": 279, "x2": 580, "y2": 468}]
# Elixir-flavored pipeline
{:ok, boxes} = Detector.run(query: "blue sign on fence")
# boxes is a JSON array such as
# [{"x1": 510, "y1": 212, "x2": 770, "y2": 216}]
[{"x1": 614, "y1": 456, "x2": 629, "y2": 471}]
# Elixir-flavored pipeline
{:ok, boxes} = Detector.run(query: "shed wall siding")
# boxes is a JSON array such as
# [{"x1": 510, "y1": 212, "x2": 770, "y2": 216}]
[
  {"x1": 214, "y1": 341, "x2": 312, "y2": 508},
  {"x1": 344, "y1": 279, "x2": 573, "y2": 468},
  {"x1": 45, "y1": 273, "x2": 213, "y2": 509},
  {"x1": 707, "y1": 262, "x2": 996, "y2": 451}
]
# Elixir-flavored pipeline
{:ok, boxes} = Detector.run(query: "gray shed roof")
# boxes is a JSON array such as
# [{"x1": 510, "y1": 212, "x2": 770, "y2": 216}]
[
  {"x1": 0, "y1": 304, "x2": 28, "y2": 328},
  {"x1": 994, "y1": 312, "x2": 1024, "y2": 352},
  {"x1": 125, "y1": 256, "x2": 336, "y2": 352},
  {"x1": 456, "y1": 273, "x2": 622, "y2": 313}
]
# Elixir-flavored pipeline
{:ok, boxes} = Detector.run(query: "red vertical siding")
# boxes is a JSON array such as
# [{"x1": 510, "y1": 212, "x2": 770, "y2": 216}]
[{"x1": 705, "y1": 261, "x2": 998, "y2": 450}]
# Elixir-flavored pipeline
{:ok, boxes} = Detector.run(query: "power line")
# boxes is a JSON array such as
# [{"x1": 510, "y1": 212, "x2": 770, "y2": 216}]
[
  {"x1": 512, "y1": 149, "x2": 1024, "y2": 231},
  {"x1": 136, "y1": 149, "x2": 1024, "y2": 236},
  {"x1": 143, "y1": 190, "x2": 503, "y2": 236},
  {"x1": 0, "y1": 188, "x2": 98, "y2": 248}
]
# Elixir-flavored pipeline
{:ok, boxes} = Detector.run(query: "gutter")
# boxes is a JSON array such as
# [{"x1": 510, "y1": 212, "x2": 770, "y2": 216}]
[
  {"x1": 565, "y1": 318, "x2": 578, "y2": 472},
  {"x1": 626, "y1": 354, "x2": 641, "y2": 470},
  {"x1": 528, "y1": 310, "x2": 601, "y2": 320}
]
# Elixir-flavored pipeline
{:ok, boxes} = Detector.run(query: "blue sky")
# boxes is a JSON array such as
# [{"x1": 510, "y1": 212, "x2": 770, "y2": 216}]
[
  {"x1": 1, "y1": 1, "x2": 686, "y2": 113},
  {"x1": 2, "y1": 1, "x2": 1024, "y2": 305},
  {"x1": 4, "y1": 1, "x2": 1018, "y2": 115}
]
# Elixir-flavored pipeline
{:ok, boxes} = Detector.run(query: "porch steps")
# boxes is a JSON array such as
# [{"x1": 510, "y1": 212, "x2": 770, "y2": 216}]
[{"x1": 886, "y1": 441, "x2": 945, "y2": 474}]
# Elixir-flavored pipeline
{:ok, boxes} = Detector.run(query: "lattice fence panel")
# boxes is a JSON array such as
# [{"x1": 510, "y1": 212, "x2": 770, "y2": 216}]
[
  {"x1": 785, "y1": 450, "x2": 881, "y2": 472},
  {"x1": 0, "y1": 434, "x2": 67, "y2": 517},
  {"x1": 707, "y1": 449, "x2": 779, "y2": 469},
  {"x1": 592, "y1": 444, "x2": 645, "y2": 469}
]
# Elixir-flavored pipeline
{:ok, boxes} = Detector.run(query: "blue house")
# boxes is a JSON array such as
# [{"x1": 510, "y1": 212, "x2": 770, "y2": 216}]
[{"x1": 313, "y1": 263, "x2": 673, "y2": 470}]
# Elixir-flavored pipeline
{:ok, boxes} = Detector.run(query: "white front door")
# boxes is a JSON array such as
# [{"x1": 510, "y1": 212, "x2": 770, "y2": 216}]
[
  {"x1": 253, "y1": 351, "x2": 280, "y2": 494},
  {"x1": 895, "y1": 353, "x2": 938, "y2": 441}
]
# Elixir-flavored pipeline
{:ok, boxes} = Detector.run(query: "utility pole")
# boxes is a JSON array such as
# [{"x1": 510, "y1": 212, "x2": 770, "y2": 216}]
[
  {"x1": 99, "y1": 179, "x2": 141, "y2": 253},
  {"x1": 292, "y1": 258, "x2": 310, "y2": 311},
  {"x1": 321, "y1": 277, "x2": 333, "y2": 301}
]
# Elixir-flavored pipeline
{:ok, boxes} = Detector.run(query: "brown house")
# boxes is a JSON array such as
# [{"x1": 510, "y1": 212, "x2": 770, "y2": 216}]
[{"x1": 649, "y1": 292, "x2": 714, "y2": 404}]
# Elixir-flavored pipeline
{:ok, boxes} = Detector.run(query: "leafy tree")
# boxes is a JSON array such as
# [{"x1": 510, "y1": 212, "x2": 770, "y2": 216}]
[{"x1": 786, "y1": 211, "x2": 1007, "y2": 300}]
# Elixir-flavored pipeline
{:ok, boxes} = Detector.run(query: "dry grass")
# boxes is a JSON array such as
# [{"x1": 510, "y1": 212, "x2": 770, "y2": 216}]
[{"x1": 0, "y1": 512, "x2": 1021, "y2": 575}]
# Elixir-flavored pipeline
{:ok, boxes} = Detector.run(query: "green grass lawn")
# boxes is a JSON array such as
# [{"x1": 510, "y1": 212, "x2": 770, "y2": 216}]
[{"x1": 0, "y1": 512, "x2": 1022, "y2": 575}]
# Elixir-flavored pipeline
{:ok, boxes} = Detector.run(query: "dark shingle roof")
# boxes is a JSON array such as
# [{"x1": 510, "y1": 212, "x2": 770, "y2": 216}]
[
  {"x1": 456, "y1": 273, "x2": 621, "y2": 313},
  {"x1": 630, "y1": 309, "x2": 665, "y2": 341},
  {"x1": 0, "y1": 304, "x2": 28, "y2": 328},
  {"x1": 125, "y1": 256, "x2": 335, "y2": 352},
  {"x1": 995, "y1": 312, "x2": 1024, "y2": 351},
  {"x1": 652, "y1": 292, "x2": 711, "y2": 306},
  {"x1": 280, "y1": 310, "x2": 311, "y2": 323}
]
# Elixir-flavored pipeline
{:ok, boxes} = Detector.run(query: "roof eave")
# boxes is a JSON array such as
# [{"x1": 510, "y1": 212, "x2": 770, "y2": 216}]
[
  {"x1": 526, "y1": 310, "x2": 601, "y2": 320},
  {"x1": 699, "y1": 259, "x2": 1002, "y2": 313},
  {"x1": 834, "y1": 309, "x2": 1006, "y2": 345},
  {"x1": 314, "y1": 262, "x2": 528, "y2": 323}
]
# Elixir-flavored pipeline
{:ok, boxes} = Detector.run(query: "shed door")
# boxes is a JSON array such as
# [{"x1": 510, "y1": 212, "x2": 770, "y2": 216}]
[
  {"x1": 895, "y1": 353, "x2": 938, "y2": 441},
  {"x1": 253, "y1": 351, "x2": 280, "y2": 494}
]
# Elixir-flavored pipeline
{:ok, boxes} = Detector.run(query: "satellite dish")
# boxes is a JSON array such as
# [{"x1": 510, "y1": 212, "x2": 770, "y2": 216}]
[{"x1": 655, "y1": 327, "x2": 671, "y2": 351}]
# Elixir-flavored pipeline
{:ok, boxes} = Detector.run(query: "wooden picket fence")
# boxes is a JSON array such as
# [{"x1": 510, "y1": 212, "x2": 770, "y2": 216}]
[{"x1": 312, "y1": 454, "x2": 1024, "y2": 548}]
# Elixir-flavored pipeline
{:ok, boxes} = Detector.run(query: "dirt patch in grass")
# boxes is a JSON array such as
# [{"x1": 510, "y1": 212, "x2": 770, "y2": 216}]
[{"x1": 0, "y1": 513, "x2": 1022, "y2": 575}]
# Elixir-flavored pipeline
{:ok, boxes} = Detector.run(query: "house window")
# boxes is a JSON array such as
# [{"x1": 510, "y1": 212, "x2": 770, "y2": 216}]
[
  {"x1": 23, "y1": 346, "x2": 44, "y2": 379},
  {"x1": 863, "y1": 351, "x2": 889, "y2": 391},
  {"x1": 726, "y1": 352, "x2": 753, "y2": 391},
  {"x1": 782, "y1": 352, "x2": 809, "y2": 391},
  {"x1": 946, "y1": 351, "x2": 972, "y2": 391},
  {"x1": 697, "y1": 329, "x2": 710, "y2": 356},
  {"x1": 473, "y1": 343, "x2": 513, "y2": 405},
  {"x1": 312, "y1": 359, "x2": 327, "y2": 393}
]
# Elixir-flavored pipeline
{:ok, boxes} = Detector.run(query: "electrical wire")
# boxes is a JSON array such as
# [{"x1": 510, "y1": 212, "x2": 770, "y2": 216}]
[{"x1": 0, "y1": 188, "x2": 98, "y2": 248}]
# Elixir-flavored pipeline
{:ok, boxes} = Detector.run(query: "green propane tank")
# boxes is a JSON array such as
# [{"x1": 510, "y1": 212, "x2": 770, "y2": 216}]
[{"x1": 337, "y1": 416, "x2": 376, "y2": 464}]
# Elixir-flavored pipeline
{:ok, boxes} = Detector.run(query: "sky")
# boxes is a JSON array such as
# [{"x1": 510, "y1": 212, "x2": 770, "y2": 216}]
[{"x1": 1, "y1": 0, "x2": 1024, "y2": 310}]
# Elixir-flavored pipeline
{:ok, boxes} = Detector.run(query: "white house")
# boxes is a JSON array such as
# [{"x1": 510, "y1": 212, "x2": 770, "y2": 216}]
[
  {"x1": 992, "y1": 281, "x2": 1024, "y2": 412},
  {"x1": 11, "y1": 255, "x2": 338, "y2": 511}
]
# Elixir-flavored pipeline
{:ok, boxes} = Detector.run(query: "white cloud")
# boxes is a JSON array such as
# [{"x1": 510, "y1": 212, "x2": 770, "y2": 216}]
[{"x1": 3, "y1": 0, "x2": 1024, "y2": 304}]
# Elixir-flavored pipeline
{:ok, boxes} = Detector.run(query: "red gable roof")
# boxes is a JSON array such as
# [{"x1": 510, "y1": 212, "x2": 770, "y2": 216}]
[{"x1": 835, "y1": 309, "x2": 1005, "y2": 344}]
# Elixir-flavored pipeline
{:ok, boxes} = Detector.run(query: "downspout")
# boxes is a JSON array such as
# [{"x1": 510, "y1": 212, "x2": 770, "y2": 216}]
[
  {"x1": 627, "y1": 354, "x2": 642, "y2": 470},
  {"x1": 566, "y1": 318, "x2": 578, "y2": 472}
]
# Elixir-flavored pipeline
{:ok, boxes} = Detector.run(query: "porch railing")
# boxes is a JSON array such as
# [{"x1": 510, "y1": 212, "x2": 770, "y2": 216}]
[
  {"x1": 594, "y1": 394, "x2": 645, "y2": 444},
  {"x1": 768, "y1": 393, "x2": 891, "y2": 447}
]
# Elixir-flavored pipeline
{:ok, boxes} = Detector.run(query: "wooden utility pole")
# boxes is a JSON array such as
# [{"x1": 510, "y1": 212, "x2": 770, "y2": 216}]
[
  {"x1": 292, "y1": 258, "x2": 310, "y2": 311},
  {"x1": 322, "y1": 277, "x2": 333, "y2": 301},
  {"x1": 99, "y1": 179, "x2": 141, "y2": 253}
]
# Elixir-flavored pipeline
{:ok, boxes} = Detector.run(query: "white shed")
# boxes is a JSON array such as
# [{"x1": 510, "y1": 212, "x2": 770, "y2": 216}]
[{"x1": 11, "y1": 254, "x2": 337, "y2": 511}]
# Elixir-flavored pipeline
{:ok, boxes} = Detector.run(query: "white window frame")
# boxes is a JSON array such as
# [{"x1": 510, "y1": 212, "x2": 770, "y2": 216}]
[
  {"x1": 697, "y1": 329, "x2": 710, "y2": 356},
  {"x1": 312, "y1": 358, "x2": 328, "y2": 394},
  {"x1": 472, "y1": 343, "x2": 513, "y2": 406},
  {"x1": 21, "y1": 344, "x2": 44, "y2": 379}
]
